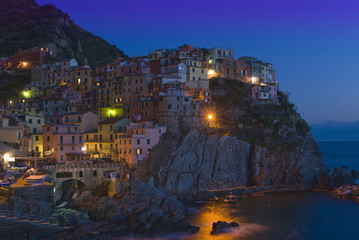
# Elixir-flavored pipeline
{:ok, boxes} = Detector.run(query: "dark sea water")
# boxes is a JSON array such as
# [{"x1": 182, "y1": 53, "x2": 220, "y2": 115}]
[
  {"x1": 183, "y1": 141, "x2": 359, "y2": 240},
  {"x1": 317, "y1": 141, "x2": 359, "y2": 172}
]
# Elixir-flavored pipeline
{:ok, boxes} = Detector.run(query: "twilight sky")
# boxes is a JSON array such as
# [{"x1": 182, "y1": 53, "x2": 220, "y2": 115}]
[{"x1": 37, "y1": 0, "x2": 359, "y2": 124}]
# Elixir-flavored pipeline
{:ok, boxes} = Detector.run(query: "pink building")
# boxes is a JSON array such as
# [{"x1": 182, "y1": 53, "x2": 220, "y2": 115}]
[
  {"x1": 252, "y1": 83, "x2": 279, "y2": 103},
  {"x1": 62, "y1": 111, "x2": 98, "y2": 133},
  {"x1": 42, "y1": 123, "x2": 85, "y2": 163},
  {"x1": 116, "y1": 121, "x2": 166, "y2": 165}
]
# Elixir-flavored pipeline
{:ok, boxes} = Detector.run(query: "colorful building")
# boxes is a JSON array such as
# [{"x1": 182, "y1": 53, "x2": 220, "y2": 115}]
[{"x1": 117, "y1": 121, "x2": 166, "y2": 165}]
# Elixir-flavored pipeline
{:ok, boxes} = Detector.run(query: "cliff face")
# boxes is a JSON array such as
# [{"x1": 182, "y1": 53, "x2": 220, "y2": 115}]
[
  {"x1": 149, "y1": 130, "x2": 327, "y2": 192},
  {"x1": 0, "y1": 0, "x2": 126, "y2": 66},
  {"x1": 146, "y1": 79, "x2": 329, "y2": 192}
]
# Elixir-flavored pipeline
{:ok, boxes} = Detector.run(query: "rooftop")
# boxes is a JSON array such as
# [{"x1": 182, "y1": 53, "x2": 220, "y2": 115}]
[{"x1": 99, "y1": 117, "x2": 127, "y2": 125}]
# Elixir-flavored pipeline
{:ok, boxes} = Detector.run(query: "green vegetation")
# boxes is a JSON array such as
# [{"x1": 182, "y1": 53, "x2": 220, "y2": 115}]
[
  {"x1": 208, "y1": 78, "x2": 312, "y2": 150},
  {"x1": 0, "y1": 1, "x2": 126, "y2": 67},
  {"x1": 0, "y1": 71, "x2": 31, "y2": 103}
]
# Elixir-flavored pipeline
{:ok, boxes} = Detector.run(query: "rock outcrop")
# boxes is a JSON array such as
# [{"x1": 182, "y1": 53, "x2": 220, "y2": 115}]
[
  {"x1": 62, "y1": 181, "x2": 198, "y2": 238},
  {"x1": 0, "y1": 185, "x2": 54, "y2": 217},
  {"x1": 352, "y1": 170, "x2": 359, "y2": 180},
  {"x1": 210, "y1": 221, "x2": 239, "y2": 235},
  {"x1": 330, "y1": 167, "x2": 355, "y2": 187},
  {"x1": 333, "y1": 185, "x2": 359, "y2": 202},
  {"x1": 148, "y1": 129, "x2": 328, "y2": 192}
]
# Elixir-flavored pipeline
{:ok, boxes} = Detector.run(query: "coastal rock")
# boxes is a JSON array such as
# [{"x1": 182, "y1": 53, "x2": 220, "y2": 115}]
[
  {"x1": 333, "y1": 185, "x2": 359, "y2": 202},
  {"x1": 4, "y1": 185, "x2": 55, "y2": 217},
  {"x1": 352, "y1": 170, "x2": 359, "y2": 179},
  {"x1": 71, "y1": 181, "x2": 198, "y2": 237},
  {"x1": 210, "y1": 221, "x2": 239, "y2": 235},
  {"x1": 148, "y1": 130, "x2": 327, "y2": 192},
  {"x1": 330, "y1": 167, "x2": 355, "y2": 188}
]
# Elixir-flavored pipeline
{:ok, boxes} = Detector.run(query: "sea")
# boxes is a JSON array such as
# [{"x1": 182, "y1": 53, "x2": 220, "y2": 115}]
[{"x1": 182, "y1": 141, "x2": 359, "y2": 240}]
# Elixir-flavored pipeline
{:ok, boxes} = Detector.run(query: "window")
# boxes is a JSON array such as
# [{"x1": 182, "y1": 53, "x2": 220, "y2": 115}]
[
  {"x1": 60, "y1": 136, "x2": 63, "y2": 144},
  {"x1": 78, "y1": 116, "x2": 81, "y2": 122},
  {"x1": 79, "y1": 171, "x2": 83, "y2": 177},
  {"x1": 33, "y1": 128, "x2": 36, "y2": 133},
  {"x1": 47, "y1": 136, "x2": 50, "y2": 141},
  {"x1": 192, "y1": 68, "x2": 195, "y2": 73},
  {"x1": 93, "y1": 170, "x2": 97, "y2": 177},
  {"x1": 100, "y1": 144, "x2": 102, "y2": 149},
  {"x1": 137, "y1": 139, "x2": 140, "y2": 145},
  {"x1": 147, "y1": 139, "x2": 150, "y2": 145},
  {"x1": 79, "y1": 136, "x2": 82, "y2": 144},
  {"x1": 35, "y1": 146, "x2": 39, "y2": 152},
  {"x1": 60, "y1": 146, "x2": 63, "y2": 151},
  {"x1": 37, "y1": 119, "x2": 41, "y2": 124},
  {"x1": 29, "y1": 119, "x2": 32, "y2": 124},
  {"x1": 35, "y1": 136, "x2": 39, "y2": 141},
  {"x1": 136, "y1": 148, "x2": 142, "y2": 155},
  {"x1": 168, "y1": 104, "x2": 172, "y2": 109}
]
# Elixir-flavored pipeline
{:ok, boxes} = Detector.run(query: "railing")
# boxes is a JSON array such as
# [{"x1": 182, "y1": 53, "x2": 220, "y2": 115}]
[{"x1": 43, "y1": 162, "x2": 123, "y2": 170}]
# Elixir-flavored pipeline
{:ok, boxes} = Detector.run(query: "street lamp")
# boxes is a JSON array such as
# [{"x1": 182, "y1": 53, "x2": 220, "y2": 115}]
[
  {"x1": 80, "y1": 146, "x2": 86, "y2": 162},
  {"x1": 3, "y1": 153, "x2": 10, "y2": 168}
]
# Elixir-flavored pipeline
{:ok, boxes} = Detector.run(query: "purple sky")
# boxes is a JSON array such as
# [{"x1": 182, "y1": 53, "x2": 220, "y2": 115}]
[{"x1": 37, "y1": 0, "x2": 359, "y2": 124}]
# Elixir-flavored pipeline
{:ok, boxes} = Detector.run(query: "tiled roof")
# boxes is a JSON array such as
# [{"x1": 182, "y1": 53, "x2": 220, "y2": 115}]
[{"x1": 99, "y1": 117, "x2": 127, "y2": 125}]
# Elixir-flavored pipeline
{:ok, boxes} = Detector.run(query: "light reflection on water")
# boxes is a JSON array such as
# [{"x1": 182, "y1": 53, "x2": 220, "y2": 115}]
[{"x1": 183, "y1": 191, "x2": 359, "y2": 240}]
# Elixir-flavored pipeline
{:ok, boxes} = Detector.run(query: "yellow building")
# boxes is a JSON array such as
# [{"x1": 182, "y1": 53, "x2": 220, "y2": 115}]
[
  {"x1": 186, "y1": 59, "x2": 208, "y2": 81},
  {"x1": 84, "y1": 117, "x2": 130, "y2": 160},
  {"x1": 29, "y1": 134, "x2": 43, "y2": 157}
]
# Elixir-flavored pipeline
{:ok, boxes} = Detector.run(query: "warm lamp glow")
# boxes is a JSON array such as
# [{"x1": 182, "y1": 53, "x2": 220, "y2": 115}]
[
  {"x1": 208, "y1": 114, "x2": 213, "y2": 120},
  {"x1": 81, "y1": 147, "x2": 86, "y2": 152},
  {"x1": 3, "y1": 153, "x2": 10, "y2": 160},
  {"x1": 22, "y1": 91, "x2": 30, "y2": 98},
  {"x1": 208, "y1": 69, "x2": 215, "y2": 75}
]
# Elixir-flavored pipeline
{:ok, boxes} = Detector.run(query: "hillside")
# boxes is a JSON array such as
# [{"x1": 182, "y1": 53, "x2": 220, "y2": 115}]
[{"x1": 0, "y1": 0, "x2": 126, "y2": 67}]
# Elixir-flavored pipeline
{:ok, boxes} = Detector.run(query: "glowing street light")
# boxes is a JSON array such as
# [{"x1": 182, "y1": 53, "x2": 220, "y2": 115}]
[
  {"x1": 251, "y1": 76, "x2": 258, "y2": 84},
  {"x1": 22, "y1": 91, "x2": 30, "y2": 98},
  {"x1": 208, "y1": 69, "x2": 215, "y2": 75},
  {"x1": 208, "y1": 114, "x2": 213, "y2": 120},
  {"x1": 3, "y1": 153, "x2": 10, "y2": 168},
  {"x1": 81, "y1": 146, "x2": 87, "y2": 152},
  {"x1": 109, "y1": 110, "x2": 115, "y2": 117}
]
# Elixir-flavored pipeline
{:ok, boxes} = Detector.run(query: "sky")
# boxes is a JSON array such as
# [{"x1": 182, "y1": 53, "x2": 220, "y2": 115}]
[{"x1": 37, "y1": 0, "x2": 359, "y2": 124}]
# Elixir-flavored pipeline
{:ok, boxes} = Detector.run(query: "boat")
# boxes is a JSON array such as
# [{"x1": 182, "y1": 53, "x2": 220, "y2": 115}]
[{"x1": 0, "y1": 181, "x2": 10, "y2": 187}]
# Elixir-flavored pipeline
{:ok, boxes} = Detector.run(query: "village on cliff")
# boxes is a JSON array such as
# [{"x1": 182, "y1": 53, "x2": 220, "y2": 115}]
[{"x1": 0, "y1": 44, "x2": 278, "y2": 170}]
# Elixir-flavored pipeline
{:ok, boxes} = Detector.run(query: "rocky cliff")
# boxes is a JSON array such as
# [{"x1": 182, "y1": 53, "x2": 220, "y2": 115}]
[
  {"x1": 0, "y1": 0, "x2": 126, "y2": 66},
  {"x1": 147, "y1": 129, "x2": 327, "y2": 192},
  {"x1": 143, "y1": 79, "x2": 329, "y2": 192}
]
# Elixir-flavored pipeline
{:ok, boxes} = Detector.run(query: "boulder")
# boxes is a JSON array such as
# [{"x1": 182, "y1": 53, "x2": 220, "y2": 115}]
[
  {"x1": 210, "y1": 221, "x2": 239, "y2": 235},
  {"x1": 330, "y1": 167, "x2": 355, "y2": 188}
]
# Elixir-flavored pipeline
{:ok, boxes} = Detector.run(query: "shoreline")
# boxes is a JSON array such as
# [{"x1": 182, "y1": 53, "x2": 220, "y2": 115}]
[{"x1": 170, "y1": 184, "x2": 316, "y2": 202}]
